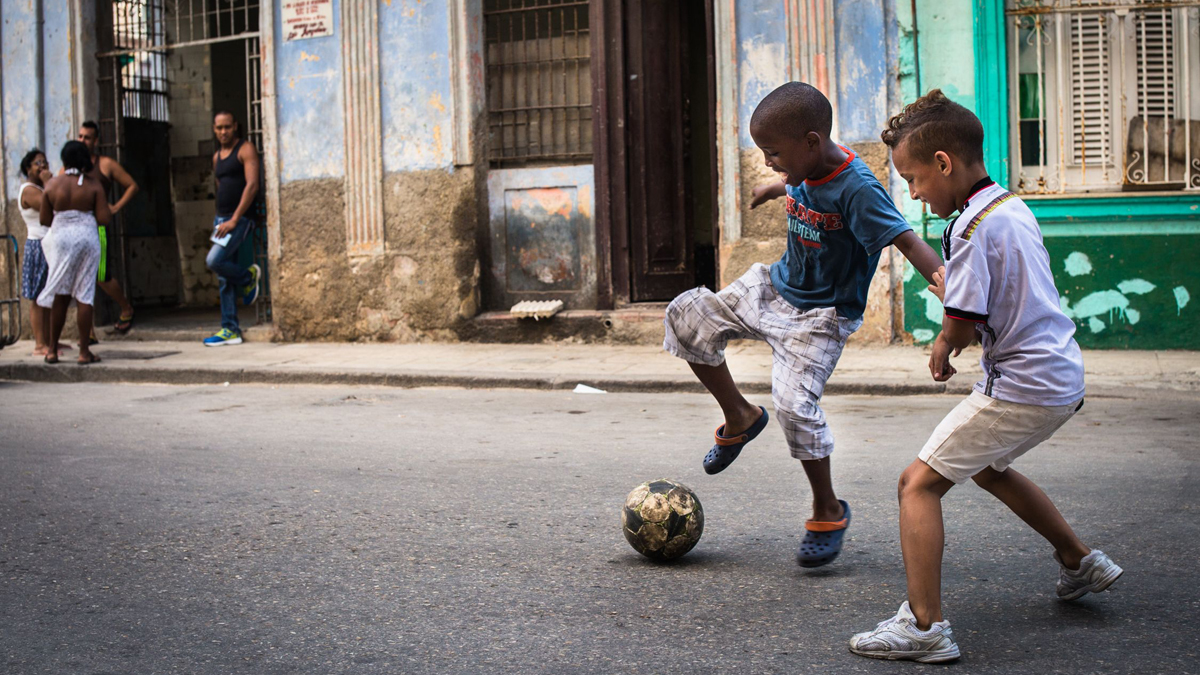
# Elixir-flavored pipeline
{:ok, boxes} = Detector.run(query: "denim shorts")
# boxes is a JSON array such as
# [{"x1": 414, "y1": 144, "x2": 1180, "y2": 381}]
[{"x1": 21, "y1": 238, "x2": 49, "y2": 300}]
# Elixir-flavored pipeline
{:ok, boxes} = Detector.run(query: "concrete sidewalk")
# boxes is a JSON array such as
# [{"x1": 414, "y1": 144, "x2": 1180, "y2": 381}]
[{"x1": 2, "y1": 338, "x2": 1198, "y2": 396}]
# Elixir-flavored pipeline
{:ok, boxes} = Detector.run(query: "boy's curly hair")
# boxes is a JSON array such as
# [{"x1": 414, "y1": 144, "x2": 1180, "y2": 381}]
[{"x1": 881, "y1": 89, "x2": 984, "y2": 166}]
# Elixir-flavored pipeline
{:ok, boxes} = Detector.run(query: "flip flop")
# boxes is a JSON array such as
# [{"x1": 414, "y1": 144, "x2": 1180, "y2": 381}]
[
  {"x1": 113, "y1": 311, "x2": 134, "y2": 334},
  {"x1": 77, "y1": 352, "x2": 102, "y2": 366},
  {"x1": 703, "y1": 406, "x2": 770, "y2": 475},
  {"x1": 44, "y1": 354, "x2": 60, "y2": 365},
  {"x1": 797, "y1": 499, "x2": 851, "y2": 568}
]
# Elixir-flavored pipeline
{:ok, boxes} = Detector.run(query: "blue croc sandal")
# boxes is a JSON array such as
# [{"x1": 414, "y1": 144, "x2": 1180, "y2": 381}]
[
  {"x1": 797, "y1": 499, "x2": 851, "y2": 568},
  {"x1": 703, "y1": 406, "x2": 769, "y2": 475}
]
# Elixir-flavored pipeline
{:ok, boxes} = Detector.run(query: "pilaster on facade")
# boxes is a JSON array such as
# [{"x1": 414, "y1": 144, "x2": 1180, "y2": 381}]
[{"x1": 341, "y1": 0, "x2": 385, "y2": 257}]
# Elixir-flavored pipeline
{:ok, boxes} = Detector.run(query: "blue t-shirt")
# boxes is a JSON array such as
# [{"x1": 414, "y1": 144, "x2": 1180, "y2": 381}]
[{"x1": 769, "y1": 149, "x2": 912, "y2": 320}]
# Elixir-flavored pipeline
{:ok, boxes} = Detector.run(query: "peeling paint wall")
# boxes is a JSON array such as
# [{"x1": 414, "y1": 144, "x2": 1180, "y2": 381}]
[
  {"x1": 42, "y1": 3, "x2": 74, "y2": 151},
  {"x1": 273, "y1": 168, "x2": 480, "y2": 341},
  {"x1": 265, "y1": 1, "x2": 480, "y2": 341},
  {"x1": 275, "y1": 1, "x2": 344, "y2": 182},
  {"x1": 897, "y1": 0, "x2": 1199, "y2": 349},
  {"x1": 379, "y1": 0, "x2": 455, "y2": 171},
  {"x1": 2, "y1": 0, "x2": 43, "y2": 202}
]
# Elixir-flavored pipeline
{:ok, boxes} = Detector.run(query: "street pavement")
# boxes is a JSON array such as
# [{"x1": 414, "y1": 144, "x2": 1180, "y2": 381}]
[
  {"x1": 1, "y1": 382, "x2": 1198, "y2": 674},
  {"x1": 3, "y1": 339, "x2": 1199, "y2": 397}
]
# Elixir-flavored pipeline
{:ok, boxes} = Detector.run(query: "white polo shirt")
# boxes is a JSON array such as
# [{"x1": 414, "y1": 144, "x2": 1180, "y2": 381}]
[{"x1": 941, "y1": 181, "x2": 1085, "y2": 407}]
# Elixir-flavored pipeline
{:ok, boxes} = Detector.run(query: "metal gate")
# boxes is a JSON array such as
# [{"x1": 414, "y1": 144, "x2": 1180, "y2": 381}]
[{"x1": 96, "y1": 0, "x2": 270, "y2": 324}]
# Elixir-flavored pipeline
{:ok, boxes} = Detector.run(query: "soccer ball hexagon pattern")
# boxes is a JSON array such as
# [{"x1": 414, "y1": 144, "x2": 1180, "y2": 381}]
[{"x1": 622, "y1": 479, "x2": 704, "y2": 561}]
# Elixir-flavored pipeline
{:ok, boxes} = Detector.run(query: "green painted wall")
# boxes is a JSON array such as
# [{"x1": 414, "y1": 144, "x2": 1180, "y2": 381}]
[
  {"x1": 904, "y1": 234, "x2": 1198, "y2": 349},
  {"x1": 898, "y1": 0, "x2": 1200, "y2": 350}
]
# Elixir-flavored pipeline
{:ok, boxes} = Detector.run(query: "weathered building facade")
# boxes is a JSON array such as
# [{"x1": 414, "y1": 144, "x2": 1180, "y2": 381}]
[
  {"x1": 899, "y1": 0, "x2": 1199, "y2": 349},
  {"x1": 2, "y1": 0, "x2": 1193, "y2": 347}
]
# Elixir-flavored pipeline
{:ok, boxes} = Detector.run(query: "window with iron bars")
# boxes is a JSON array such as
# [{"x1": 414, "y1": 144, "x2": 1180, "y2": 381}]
[
  {"x1": 1008, "y1": 0, "x2": 1200, "y2": 194},
  {"x1": 484, "y1": 0, "x2": 593, "y2": 167},
  {"x1": 111, "y1": 0, "x2": 170, "y2": 122}
]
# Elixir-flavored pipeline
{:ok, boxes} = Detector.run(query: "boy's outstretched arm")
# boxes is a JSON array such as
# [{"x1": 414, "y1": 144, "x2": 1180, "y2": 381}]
[
  {"x1": 891, "y1": 230, "x2": 942, "y2": 285},
  {"x1": 750, "y1": 181, "x2": 786, "y2": 209}
]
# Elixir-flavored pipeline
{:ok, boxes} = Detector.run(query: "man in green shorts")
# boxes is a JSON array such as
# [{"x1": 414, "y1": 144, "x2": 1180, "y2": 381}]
[{"x1": 77, "y1": 121, "x2": 138, "y2": 335}]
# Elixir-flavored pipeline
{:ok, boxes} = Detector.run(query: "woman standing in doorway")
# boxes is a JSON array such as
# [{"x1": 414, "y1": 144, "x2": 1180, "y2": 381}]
[
  {"x1": 16, "y1": 148, "x2": 62, "y2": 357},
  {"x1": 36, "y1": 141, "x2": 111, "y2": 364}
]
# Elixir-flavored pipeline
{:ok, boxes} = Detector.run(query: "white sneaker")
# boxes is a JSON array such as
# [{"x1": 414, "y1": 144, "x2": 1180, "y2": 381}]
[
  {"x1": 849, "y1": 601, "x2": 961, "y2": 663},
  {"x1": 1056, "y1": 549, "x2": 1123, "y2": 601}
]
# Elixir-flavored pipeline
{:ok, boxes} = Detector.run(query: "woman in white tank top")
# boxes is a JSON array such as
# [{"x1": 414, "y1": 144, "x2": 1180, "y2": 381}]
[{"x1": 16, "y1": 149, "x2": 58, "y2": 357}]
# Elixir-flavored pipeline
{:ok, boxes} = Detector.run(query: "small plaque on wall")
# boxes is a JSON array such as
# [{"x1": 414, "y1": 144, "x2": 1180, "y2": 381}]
[{"x1": 283, "y1": 0, "x2": 333, "y2": 41}]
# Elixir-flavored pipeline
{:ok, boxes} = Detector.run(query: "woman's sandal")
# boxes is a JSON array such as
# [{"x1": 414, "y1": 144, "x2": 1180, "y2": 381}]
[
  {"x1": 797, "y1": 499, "x2": 851, "y2": 568},
  {"x1": 703, "y1": 406, "x2": 770, "y2": 475},
  {"x1": 43, "y1": 353, "x2": 60, "y2": 365},
  {"x1": 77, "y1": 352, "x2": 102, "y2": 366},
  {"x1": 113, "y1": 311, "x2": 134, "y2": 334}
]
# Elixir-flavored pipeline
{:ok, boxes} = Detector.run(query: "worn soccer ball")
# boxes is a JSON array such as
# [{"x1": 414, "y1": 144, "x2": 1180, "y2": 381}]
[{"x1": 622, "y1": 479, "x2": 704, "y2": 561}]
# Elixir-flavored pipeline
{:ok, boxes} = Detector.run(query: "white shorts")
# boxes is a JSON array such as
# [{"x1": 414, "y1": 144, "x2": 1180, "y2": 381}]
[
  {"x1": 663, "y1": 263, "x2": 861, "y2": 461},
  {"x1": 919, "y1": 391, "x2": 1083, "y2": 484}
]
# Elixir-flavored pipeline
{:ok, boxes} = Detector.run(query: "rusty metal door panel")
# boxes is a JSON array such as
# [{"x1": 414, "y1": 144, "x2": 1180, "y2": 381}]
[{"x1": 486, "y1": 165, "x2": 597, "y2": 310}]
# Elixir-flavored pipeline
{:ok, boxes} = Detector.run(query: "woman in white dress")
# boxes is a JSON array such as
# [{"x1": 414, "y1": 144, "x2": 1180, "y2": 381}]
[{"x1": 36, "y1": 141, "x2": 111, "y2": 364}]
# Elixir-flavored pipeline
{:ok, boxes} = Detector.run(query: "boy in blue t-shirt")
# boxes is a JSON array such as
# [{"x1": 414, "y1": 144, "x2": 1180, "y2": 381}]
[{"x1": 663, "y1": 82, "x2": 943, "y2": 567}]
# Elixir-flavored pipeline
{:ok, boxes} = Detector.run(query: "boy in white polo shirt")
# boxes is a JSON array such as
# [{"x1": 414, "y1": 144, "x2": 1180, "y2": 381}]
[{"x1": 847, "y1": 90, "x2": 1122, "y2": 663}]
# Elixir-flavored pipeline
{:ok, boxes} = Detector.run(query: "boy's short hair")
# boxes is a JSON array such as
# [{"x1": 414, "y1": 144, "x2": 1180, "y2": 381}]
[
  {"x1": 750, "y1": 82, "x2": 833, "y2": 139},
  {"x1": 81, "y1": 120, "x2": 99, "y2": 133},
  {"x1": 881, "y1": 89, "x2": 984, "y2": 166}
]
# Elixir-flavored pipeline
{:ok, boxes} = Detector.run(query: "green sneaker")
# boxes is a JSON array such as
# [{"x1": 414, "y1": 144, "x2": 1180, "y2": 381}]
[
  {"x1": 242, "y1": 264, "x2": 261, "y2": 306},
  {"x1": 203, "y1": 328, "x2": 243, "y2": 347}
]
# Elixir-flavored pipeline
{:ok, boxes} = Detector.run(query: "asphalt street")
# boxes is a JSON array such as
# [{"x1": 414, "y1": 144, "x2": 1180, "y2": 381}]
[{"x1": 1, "y1": 382, "x2": 1197, "y2": 674}]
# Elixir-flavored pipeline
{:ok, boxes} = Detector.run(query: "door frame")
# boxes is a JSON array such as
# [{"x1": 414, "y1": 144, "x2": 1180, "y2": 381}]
[
  {"x1": 89, "y1": 0, "x2": 280, "y2": 323},
  {"x1": 591, "y1": 0, "x2": 720, "y2": 308}
]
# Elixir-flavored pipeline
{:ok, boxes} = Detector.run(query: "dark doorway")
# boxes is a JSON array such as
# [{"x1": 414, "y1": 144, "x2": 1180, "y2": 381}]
[
  {"x1": 95, "y1": 0, "x2": 270, "y2": 336},
  {"x1": 594, "y1": 0, "x2": 718, "y2": 305}
]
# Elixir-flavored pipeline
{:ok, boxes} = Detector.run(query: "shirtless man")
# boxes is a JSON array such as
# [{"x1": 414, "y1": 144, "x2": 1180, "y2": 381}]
[{"x1": 75, "y1": 121, "x2": 137, "y2": 334}]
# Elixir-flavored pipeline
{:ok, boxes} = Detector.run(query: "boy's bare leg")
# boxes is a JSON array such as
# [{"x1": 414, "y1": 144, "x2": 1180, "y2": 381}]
[
  {"x1": 688, "y1": 361, "x2": 763, "y2": 435},
  {"x1": 971, "y1": 467, "x2": 1091, "y2": 569},
  {"x1": 898, "y1": 460, "x2": 955, "y2": 630},
  {"x1": 801, "y1": 457, "x2": 845, "y2": 522}
]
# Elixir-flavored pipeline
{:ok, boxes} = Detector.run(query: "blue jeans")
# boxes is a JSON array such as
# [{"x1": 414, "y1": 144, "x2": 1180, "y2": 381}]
[{"x1": 206, "y1": 216, "x2": 254, "y2": 333}]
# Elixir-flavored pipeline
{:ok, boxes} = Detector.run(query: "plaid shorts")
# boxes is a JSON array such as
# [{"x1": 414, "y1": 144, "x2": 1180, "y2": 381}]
[
  {"x1": 663, "y1": 263, "x2": 861, "y2": 460},
  {"x1": 21, "y1": 238, "x2": 49, "y2": 300}
]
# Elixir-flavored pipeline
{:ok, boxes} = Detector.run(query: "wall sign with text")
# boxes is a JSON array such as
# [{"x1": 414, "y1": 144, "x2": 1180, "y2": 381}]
[{"x1": 283, "y1": 0, "x2": 333, "y2": 42}]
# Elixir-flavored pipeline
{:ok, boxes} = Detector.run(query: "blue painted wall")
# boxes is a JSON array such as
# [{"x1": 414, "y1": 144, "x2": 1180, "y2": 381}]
[
  {"x1": 835, "y1": 0, "x2": 889, "y2": 142},
  {"x1": 274, "y1": 0, "x2": 344, "y2": 183},
  {"x1": 379, "y1": 0, "x2": 455, "y2": 172},
  {"x1": 736, "y1": 0, "x2": 788, "y2": 148},
  {"x1": 42, "y1": 2, "x2": 75, "y2": 154},
  {"x1": 734, "y1": 0, "x2": 894, "y2": 148},
  {"x1": 2, "y1": 0, "x2": 42, "y2": 200}
]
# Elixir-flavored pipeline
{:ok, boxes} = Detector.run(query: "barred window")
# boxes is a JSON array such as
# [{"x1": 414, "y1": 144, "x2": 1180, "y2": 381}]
[
  {"x1": 112, "y1": 0, "x2": 169, "y2": 122},
  {"x1": 484, "y1": 0, "x2": 593, "y2": 167},
  {"x1": 1008, "y1": 0, "x2": 1200, "y2": 193}
]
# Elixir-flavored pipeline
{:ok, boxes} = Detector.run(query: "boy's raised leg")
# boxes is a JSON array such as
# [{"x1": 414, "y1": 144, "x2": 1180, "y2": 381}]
[
  {"x1": 688, "y1": 361, "x2": 762, "y2": 435},
  {"x1": 971, "y1": 467, "x2": 1091, "y2": 569},
  {"x1": 898, "y1": 460, "x2": 955, "y2": 629}
]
